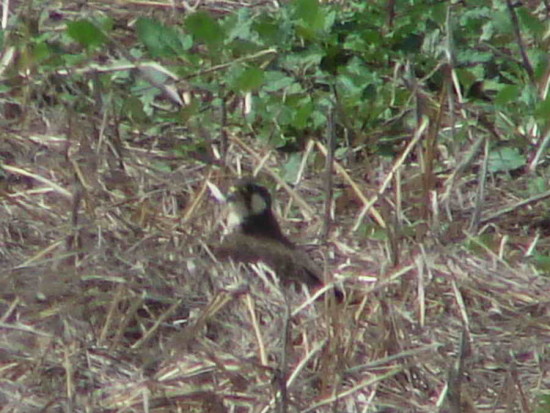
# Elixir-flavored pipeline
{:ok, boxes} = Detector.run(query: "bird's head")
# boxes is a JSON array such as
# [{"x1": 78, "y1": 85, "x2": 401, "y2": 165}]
[
  {"x1": 226, "y1": 179, "x2": 272, "y2": 224},
  {"x1": 225, "y1": 178, "x2": 290, "y2": 245}
]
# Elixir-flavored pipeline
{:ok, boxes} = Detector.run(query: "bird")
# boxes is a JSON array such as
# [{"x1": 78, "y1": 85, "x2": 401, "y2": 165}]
[
  {"x1": 225, "y1": 179, "x2": 292, "y2": 246},
  {"x1": 215, "y1": 178, "x2": 343, "y2": 301}
]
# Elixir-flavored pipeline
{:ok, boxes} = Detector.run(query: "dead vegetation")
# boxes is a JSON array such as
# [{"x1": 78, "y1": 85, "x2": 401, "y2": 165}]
[
  {"x1": 2, "y1": 121, "x2": 549, "y2": 412},
  {"x1": 1, "y1": 1, "x2": 550, "y2": 413}
]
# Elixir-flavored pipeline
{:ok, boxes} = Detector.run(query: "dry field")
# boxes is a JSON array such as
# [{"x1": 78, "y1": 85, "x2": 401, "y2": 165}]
[
  {"x1": 1, "y1": 128, "x2": 549, "y2": 412},
  {"x1": 1, "y1": 1, "x2": 550, "y2": 412}
]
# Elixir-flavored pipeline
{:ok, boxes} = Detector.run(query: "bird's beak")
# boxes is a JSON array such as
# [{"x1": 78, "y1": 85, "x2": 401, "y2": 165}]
[{"x1": 226, "y1": 186, "x2": 238, "y2": 202}]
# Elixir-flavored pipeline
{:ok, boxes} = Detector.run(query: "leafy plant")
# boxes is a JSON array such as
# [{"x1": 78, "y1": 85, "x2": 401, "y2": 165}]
[{"x1": 2, "y1": 0, "x2": 548, "y2": 170}]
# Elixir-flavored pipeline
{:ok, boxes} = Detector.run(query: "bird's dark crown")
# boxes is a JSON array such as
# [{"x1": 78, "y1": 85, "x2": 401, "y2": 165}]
[{"x1": 227, "y1": 179, "x2": 272, "y2": 215}]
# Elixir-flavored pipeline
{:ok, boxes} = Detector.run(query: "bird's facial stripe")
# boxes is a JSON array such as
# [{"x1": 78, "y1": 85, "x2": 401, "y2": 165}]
[{"x1": 250, "y1": 192, "x2": 268, "y2": 214}]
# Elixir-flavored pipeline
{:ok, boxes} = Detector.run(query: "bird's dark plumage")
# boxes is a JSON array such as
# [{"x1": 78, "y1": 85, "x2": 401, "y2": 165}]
[
  {"x1": 226, "y1": 179, "x2": 291, "y2": 246},
  {"x1": 218, "y1": 178, "x2": 343, "y2": 301}
]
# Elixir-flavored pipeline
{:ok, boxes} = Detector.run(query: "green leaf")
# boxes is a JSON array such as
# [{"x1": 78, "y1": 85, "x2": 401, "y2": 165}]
[
  {"x1": 517, "y1": 8, "x2": 544, "y2": 40},
  {"x1": 488, "y1": 147, "x2": 525, "y2": 173},
  {"x1": 480, "y1": 20, "x2": 495, "y2": 42},
  {"x1": 310, "y1": 109, "x2": 326, "y2": 129},
  {"x1": 459, "y1": 7, "x2": 491, "y2": 31},
  {"x1": 253, "y1": 14, "x2": 288, "y2": 46},
  {"x1": 66, "y1": 20, "x2": 106, "y2": 48},
  {"x1": 282, "y1": 153, "x2": 302, "y2": 183},
  {"x1": 528, "y1": 176, "x2": 546, "y2": 196},
  {"x1": 456, "y1": 49, "x2": 493, "y2": 65},
  {"x1": 282, "y1": 48, "x2": 324, "y2": 70},
  {"x1": 185, "y1": 11, "x2": 224, "y2": 49},
  {"x1": 275, "y1": 103, "x2": 294, "y2": 126},
  {"x1": 229, "y1": 66, "x2": 264, "y2": 92},
  {"x1": 152, "y1": 161, "x2": 173, "y2": 173},
  {"x1": 62, "y1": 53, "x2": 86, "y2": 66},
  {"x1": 293, "y1": 0, "x2": 319, "y2": 24},
  {"x1": 519, "y1": 84, "x2": 537, "y2": 107},
  {"x1": 338, "y1": 74, "x2": 363, "y2": 97},
  {"x1": 263, "y1": 71, "x2": 295, "y2": 92},
  {"x1": 492, "y1": 9, "x2": 513, "y2": 36},
  {"x1": 122, "y1": 96, "x2": 149, "y2": 124},
  {"x1": 535, "y1": 393, "x2": 550, "y2": 413},
  {"x1": 292, "y1": 99, "x2": 313, "y2": 129},
  {"x1": 531, "y1": 254, "x2": 550, "y2": 273},
  {"x1": 455, "y1": 68, "x2": 478, "y2": 92},
  {"x1": 292, "y1": 0, "x2": 326, "y2": 36},
  {"x1": 535, "y1": 95, "x2": 550, "y2": 122},
  {"x1": 225, "y1": 8, "x2": 254, "y2": 42},
  {"x1": 494, "y1": 84, "x2": 519, "y2": 106},
  {"x1": 531, "y1": 49, "x2": 549, "y2": 79},
  {"x1": 135, "y1": 17, "x2": 191, "y2": 58},
  {"x1": 32, "y1": 41, "x2": 52, "y2": 63}
]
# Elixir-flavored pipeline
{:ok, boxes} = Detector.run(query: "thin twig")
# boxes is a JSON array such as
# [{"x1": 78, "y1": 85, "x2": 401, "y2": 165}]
[
  {"x1": 468, "y1": 136, "x2": 489, "y2": 232},
  {"x1": 505, "y1": 0, "x2": 534, "y2": 82},
  {"x1": 246, "y1": 294, "x2": 267, "y2": 366},
  {"x1": 322, "y1": 106, "x2": 336, "y2": 241},
  {"x1": 315, "y1": 141, "x2": 386, "y2": 228},
  {"x1": 445, "y1": 329, "x2": 470, "y2": 413},
  {"x1": 276, "y1": 297, "x2": 291, "y2": 413},
  {"x1": 479, "y1": 188, "x2": 550, "y2": 224},
  {"x1": 352, "y1": 116, "x2": 429, "y2": 232},
  {"x1": 131, "y1": 299, "x2": 184, "y2": 349}
]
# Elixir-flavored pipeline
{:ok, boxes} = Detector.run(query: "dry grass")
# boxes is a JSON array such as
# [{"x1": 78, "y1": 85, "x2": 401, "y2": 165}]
[
  {"x1": 1, "y1": 124, "x2": 549, "y2": 412},
  {"x1": 1, "y1": 2, "x2": 550, "y2": 413}
]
